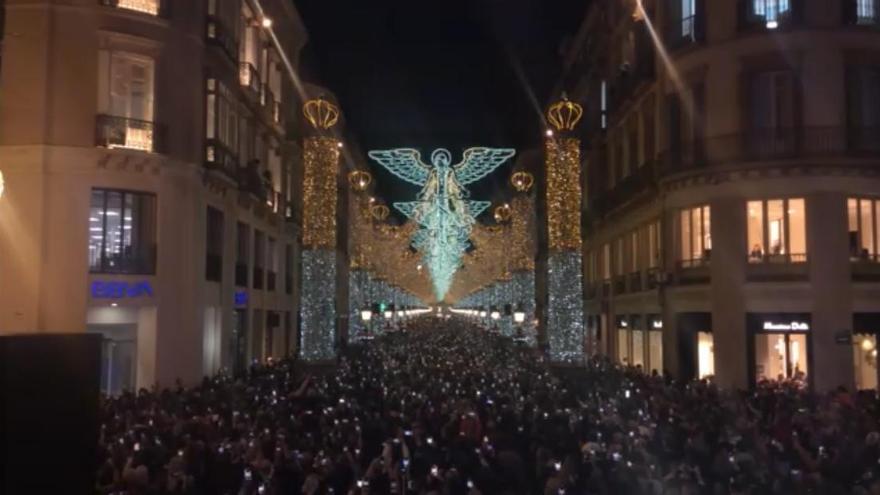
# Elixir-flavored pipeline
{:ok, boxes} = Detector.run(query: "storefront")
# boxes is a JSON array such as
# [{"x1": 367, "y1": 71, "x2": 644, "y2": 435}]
[
  {"x1": 677, "y1": 313, "x2": 713, "y2": 380},
  {"x1": 747, "y1": 313, "x2": 811, "y2": 386},
  {"x1": 853, "y1": 313, "x2": 880, "y2": 390},
  {"x1": 86, "y1": 279, "x2": 157, "y2": 395}
]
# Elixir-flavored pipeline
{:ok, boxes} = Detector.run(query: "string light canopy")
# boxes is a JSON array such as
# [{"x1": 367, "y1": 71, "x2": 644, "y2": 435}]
[
  {"x1": 547, "y1": 93, "x2": 584, "y2": 132},
  {"x1": 348, "y1": 170, "x2": 372, "y2": 192},
  {"x1": 303, "y1": 97, "x2": 340, "y2": 130},
  {"x1": 369, "y1": 147, "x2": 515, "y2": 300}
]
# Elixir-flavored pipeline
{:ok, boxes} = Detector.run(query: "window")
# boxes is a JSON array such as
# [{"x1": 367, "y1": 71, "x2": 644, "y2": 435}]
[
  {"x1": 253, "y1": 230, "x2": 265, "y2": 289},
  {"x1": 678, "y1": 205, "x2": 711, "y2": 267},
  {"x1": 642, "y1": 97, "x2": 656, "y2": 166},
  {"x1": 681, "y1": 0, "x2": 696, "y2": 37},
  {"x1": 285, "y1": 244, "x2": 294, "y2": 295},
  {"x1": 698, "y1": 331, "x2": 715, "y2": 378},
  {"x1": 849, "y1": 198, "x2": 880, "y2": 261},
  {"x1": 600, "y1": 80, "x2": 608, "y2": 129},
  {"x1": 111, "y1": 0, "x2": 160, "y2": 16},
  {"x1": 601, "y1": 243, "x2": 611, "y2": 280},
  {"x1": 89, "y1": 189, "x2": 156, "y2": 274},
  {"x1": 752, "y1": 0, "x2": 791, "y2": 28},
  {"x1": 747, "y1": 198, "x2": 807, "y2": 263},
  {"x1": 847, "y1": 66, "x2": 880, "y2": 152},
  {"x1": 206, "y1": 78, "x2": 240, "y2": 171},
  {"x1": 206, "y1": 207, "x2": 224, "y2": 282},
  {"x1": 630, "y1": 231, "x2": 639, "y2": 273},
  {"x1": 235, "y1": 222, "x2": 249, "y2": 287},
  {"x1": 858, "y1": 0, "x2": 878, "y2": 23},
  {"x1": 615, "y1": 238, "x2": 625, "y2": 276},
  {"x1": 97, "y1": 51, "x2": 156, "y2": 152},
  {"x1": 267, "y1": 236, "x2": 277, "y2": 291},
  {"x1": 239, "y1": 3, "x2": 261, "y2": 92},
  {"x1": 207, "y1": 0, "x2": 240, "y2": 60},
  {"x1": 748, "y1": 70, "x2": 796, "y2": 154},
  {"x1": 647, "y1": 221, "x2": 661, "y2": 269}
]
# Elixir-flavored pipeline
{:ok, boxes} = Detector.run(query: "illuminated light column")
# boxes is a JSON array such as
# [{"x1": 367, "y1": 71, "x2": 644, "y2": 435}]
[
  {"x1": 300, "y1": 97, "x2": 341, "y2": 361},
  {"x1": 545, "y1": 95, "x2": 585, "y2": 363},
  {"x1": 510, "y1": 171, "x2": 537, "y2": 345},
  {"x1": 347, "y1": 170, "x2": 372, "y2": 341}
]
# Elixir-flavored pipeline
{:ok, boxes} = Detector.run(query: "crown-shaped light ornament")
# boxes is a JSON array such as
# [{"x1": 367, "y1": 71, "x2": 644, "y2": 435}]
[
  {"x1": 303, "y1": 97, "x2": 340, "y2": 130},
  {"x1": 348, "y1": 170, "x2": 372, "y2": 192},
  {"x1": 510, "y1": 170, "x2": 534, "y2": 193},
  {"x1": 370, "y1": 203, "x2": 390, "y2": 221},
  {"x1": 547, "y1": 93, "x2": 583, "y2": 132},
  {"x1": 494, "y1": 203, "x2": 512, "y2": 223}
]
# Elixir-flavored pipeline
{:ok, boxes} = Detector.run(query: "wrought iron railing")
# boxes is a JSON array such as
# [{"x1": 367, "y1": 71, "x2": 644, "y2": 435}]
[{"x1": 95, "y1": 114, "x2": 164, "y2": 153}]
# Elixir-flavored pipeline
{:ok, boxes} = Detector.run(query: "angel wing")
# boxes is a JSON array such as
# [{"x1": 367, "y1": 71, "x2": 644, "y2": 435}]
[
  {"x1": 453, "y1": 147, "x2": 516, "y2": 185},
  {"x1": 367, "y1": 148, "x2": 431, "y2": 186}
]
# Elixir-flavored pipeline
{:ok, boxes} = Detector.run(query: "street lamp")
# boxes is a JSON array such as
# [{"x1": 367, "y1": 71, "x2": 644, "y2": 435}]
[
  {"x1": 360, "y1": 308, "x2": 372, "y2": 322},
  {"x1": 383, "y1": 309, "x2": 393, "y2": 319},
  {"x1": 513, "y1": 304, "x2": 526, "y2": 324},
  {"x1": 490, "y1": 306, "x2": 500, "y2": 320}
]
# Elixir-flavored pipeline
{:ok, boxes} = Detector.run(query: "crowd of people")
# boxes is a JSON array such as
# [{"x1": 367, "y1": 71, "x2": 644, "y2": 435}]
[{"x1": 98, "y1": 316, "x2": 880, "y2": 494}]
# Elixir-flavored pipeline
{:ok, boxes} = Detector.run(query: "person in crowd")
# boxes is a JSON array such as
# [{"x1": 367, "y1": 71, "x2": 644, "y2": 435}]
[{"x1": 98, "y1": 316, "x2": 880, "y2": 494}]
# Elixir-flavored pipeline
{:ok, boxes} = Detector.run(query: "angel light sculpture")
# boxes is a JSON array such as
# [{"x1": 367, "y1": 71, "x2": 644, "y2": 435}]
[{"x1": 368, "y1": 147, "x2": 516, "y2": 300}]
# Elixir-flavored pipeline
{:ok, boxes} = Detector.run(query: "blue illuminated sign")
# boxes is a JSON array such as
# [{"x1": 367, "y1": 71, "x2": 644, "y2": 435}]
[
  {"x1": 91, "y1": 280, "x2": 154, "y2": 299},
  {"x1": 234, "y1": 290, "x2": 248, "y2": 307}
]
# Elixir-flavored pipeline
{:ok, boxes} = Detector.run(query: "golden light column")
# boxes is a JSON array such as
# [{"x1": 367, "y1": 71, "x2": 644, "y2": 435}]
[
  {"x1": 300, "y1": 97, "x2": 341, "y2": 361},
  {"x1": 545, "y1": 94, "x2": 585, "y2": 363}
]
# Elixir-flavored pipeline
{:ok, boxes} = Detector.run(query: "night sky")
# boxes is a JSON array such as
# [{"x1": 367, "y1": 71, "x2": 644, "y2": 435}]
[{"x1": 295, "y1": 0, "x2": 588, "y2": 207}]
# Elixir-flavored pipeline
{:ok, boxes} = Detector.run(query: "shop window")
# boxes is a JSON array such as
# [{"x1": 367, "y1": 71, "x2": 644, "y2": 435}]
[
  {"x1": 754, "y1": 333, "x2": 808, "y2": 383},
  {"x1": 648, "y1": 323, "x2": 663, "y2": 374},
  {"x1": 677, "y1": 205, "x2": 711, "y2": 267},
  {"x1": 697, "y1": 331, "x2": 714, "y2": 378},
  {"x1": 747, "y1": 198, "x2": 807, "y2": 263},
  {"x1": 632, "y1": 330, "x2": 645, "y2": 369},
  {"x1": 89, "y1": 189, "x2": 156, "y2": 274},
  {"x1": 849, "y1": 198, "x2": 880, "y2": 261},
  {"x1": 853, "y1": 334, "x2": 878, "y2": 390}
]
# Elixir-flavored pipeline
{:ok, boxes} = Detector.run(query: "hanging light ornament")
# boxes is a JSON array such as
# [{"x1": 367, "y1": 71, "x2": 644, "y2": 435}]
[
  {"x1": 370, "y1": 203, "x2": 390, "y2": 221},
  {"x1": 494, "y1": 203, "x2": 512, "y2": 223},
  {"x1": 510, "y1": 170, "x2": 534, "y2": 193},
  {"x1": 547, "y1": 93, "x2": 584, "y2": 132},
  {"x1": 348, "y1": 170, "x2": 372, "y2": 192},
  {"x1": 303, "y1": 96, "x2": 340, "y2": 130}
]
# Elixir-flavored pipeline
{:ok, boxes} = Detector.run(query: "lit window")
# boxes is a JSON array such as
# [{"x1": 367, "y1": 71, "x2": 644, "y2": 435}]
[
  {"x1": 853, "y1": 334, "x2": 878, "y2": 390},
  {"x1": 848, "y1": 198, "x2": 880, "y2": 261},
  {"x1": 89, "y1": 189, "x2": 157, "y2": 274},
  {"x1": 206, "y1": 78, "x2": 240, "y2": 170},
  {"x1": 678, "y1": 205, "x2": 711, "y2": 267},
  {"x1": 647, "y1": 220, "x2": 661, "y2": 269},
  {"x1": 747, "y1": 198, "x2": 807, "y2": 263},
  {"x1": 115, "y1": 0, "x2": 159, "y2": 16},
  {"x1": 858, "y1": 0, "x2": 878, "y2": 24},
  {"x1": 698, "y1": 331, "x2": 715, "y2": 379},
  {"x1": 97, "y1": 50, "x2": 155, "y2": 151},
  {"x1": 681, "y1": 0, "x2": 696, "y2": 37},
  {"x1": 753, "y1": 0, "x2": 791, "y2": 28}
]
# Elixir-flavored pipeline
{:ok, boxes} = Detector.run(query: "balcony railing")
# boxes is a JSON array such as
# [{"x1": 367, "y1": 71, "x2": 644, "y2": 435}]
[
  {"x1": 613, "y1": 275, "x2": 627, "y2": 294},
  {"x1": 677, "y1": 257, "x2": 710, "y2": 270},
  {"x1": 235, "y1": 262, "x2": 248, "y2": 287},
  {"x1": 206, "y1": 253, "x2": 222, "y2": 282},
  {"x1": 853, "y1": 255, "x2": 880, "y2": 281},
  {"x1": 747, "y1": 252, "x2": 808, "y2": 264},
  {"x1": 99, "y1": 0, "x2": 167, "y2": 17},
  {"x1": 95, "y1": 114, "x2": 164, "y2": 153},
  {"x1": 205, "y1": 140, "x2": 239, "y2": 179},
  {"x1": 646, "y1": 268, "x2": 661, "y2": 290},
  {"x1": 628, "y1": 271, "x2": 643, "y2": 292},
  {"x1": 239, "y1": 62, "x2": 261, "y2": 96}
]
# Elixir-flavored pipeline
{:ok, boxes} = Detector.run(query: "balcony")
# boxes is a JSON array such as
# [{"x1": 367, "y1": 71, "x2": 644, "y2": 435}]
[
  {"x1": 853, "y1": 255, "x2": 880, "y2": 281},
  {"x1": 99, "y1": 0, "x2": 167, "y2": 17},
  {"x1": 206, "y1": 253, "x2": 222, "y2": 282},
  {"x1": 676, "y1": 257, "x2": 710, "y2": 285},
  {"x1": 239, "y1": 62, "x2": 261, "y2": 99},
  {"x1": 95, "y1": 114, "x2": 164, "y2": 153},
  {"x1": 660, "y1": 127, "x2": 880, "y2": 177},
  {"x1": 235, "y1": 262, "x2": 248, "y2": 287},
  {"x1": 746, "y1": 254, "x2": 809, "y2": 282},
  {"x1": 205, "y1": 140, "x2": 239, "y2": 179}
]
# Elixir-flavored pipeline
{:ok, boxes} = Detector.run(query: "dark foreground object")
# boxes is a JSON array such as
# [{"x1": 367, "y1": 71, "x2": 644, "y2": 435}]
[{"x1": 1, "y1": 333, "x2": 101, "y2": 493}]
